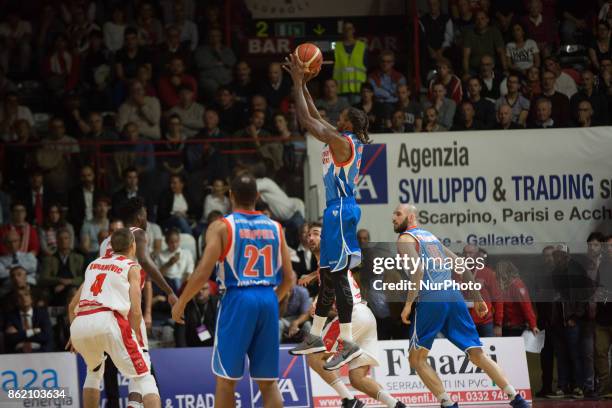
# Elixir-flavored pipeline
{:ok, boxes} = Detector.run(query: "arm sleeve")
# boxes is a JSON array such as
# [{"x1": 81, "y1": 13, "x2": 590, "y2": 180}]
[
  {"x1": 488, "y1": 269, "x2": 505, "y2": 326},
  {"x1": 516, "y1": 282, "x2": 538, "y2": 329}
]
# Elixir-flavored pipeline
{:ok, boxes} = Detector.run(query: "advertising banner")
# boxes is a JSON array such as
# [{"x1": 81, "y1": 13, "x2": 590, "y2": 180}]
[{"x1": 244, "y1": 0, "x2": 404, "y2": 19}]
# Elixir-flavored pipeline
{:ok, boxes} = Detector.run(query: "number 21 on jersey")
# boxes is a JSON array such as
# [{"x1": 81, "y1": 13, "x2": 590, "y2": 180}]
[{"x1": 243, "y1": 245, "x2": 273, "y2": 278}]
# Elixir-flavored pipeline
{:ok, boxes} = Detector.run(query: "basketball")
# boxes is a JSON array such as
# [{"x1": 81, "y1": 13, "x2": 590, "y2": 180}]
[{"x1": 294, "y1": 43, "x2": 323, "y2": 75}]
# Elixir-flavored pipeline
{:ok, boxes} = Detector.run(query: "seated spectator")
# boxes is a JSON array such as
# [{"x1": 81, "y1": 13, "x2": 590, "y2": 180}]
[
  {"x1": 506, "y1": 23, "x2": 540, "y2": 74},
  {"x1": 495, "y1": 74, "x2": 530, "y2": 127},
  {"x1": 496, "y1": 260, "x2": 539, "y2": 336},
  {"x1": 157, "y1": 174, "x2": 198, "y2": 234},
  {"x1": 452, "y1": 101, "x2": 484, "y2": 130},
  {"x1": 387, "y1": 110, "x2": 409, "y2": 133},
  {"x1": 259, "y1": 62, "x2": 292, "y2": 110},
  {"x1": 230, "y1": 61, "x2": 257, "y2": 104},
  {"x1": 155, "y1": 228, "x2": 194, "y2": 293},
  {"x1": 0, "y1": 267, "x2": 32, "y2": 311},
  {"x1": 495, "y1": 104, "x2": 521, "y2": 129},
  {"x1": 422, "y1": 107, "x2": 448, "y2": 132},
  {"x1": 544, "y1": 56, "x2": 577, "y2": 99},
  {"x1": 115, "y1": 122, "x2": 156, "y2": 177},
  {"x1": 59, "y1": 93, "x2": 89, "y2": 140},
  {"x1": 419, "y1": 0, "x2": 454, "y2": 76},
  {"x1": 214, "y1": 86, "x2": 245, "y2": 133},
  {"x1": 0, "y1": 10, "x2": 32, "y2": 75},
  {"x1": 136, "y1": 64, "x2": 157, "y2": 97},
  {"x1": 117, "y1": 80, "x2": 161, "y2": 140},
  {"x1": 195, "y1": 28, "x2": 236, "y2": 101},
  {"x1": 14, "y1": 170, "x2": 57, "y2": 228},
  {"x1": 157, "y1": 24, "x2": 192, "y2": 72},
  {"x1": 111, "y1": 167, "x2": 153, "y2": 220},
  {"x1": 478, "y1": 54, "x2": 503, "y2": 101},
  {"x1": 315, "y1": 79, "x2": 351, "y2": 126},
  {"x1": 462, "y1": 11, "x2": 507, "y2": 78},
  {"x1": 68, "y1": 165, "x2": 106, "y2": 235},
  {"x1": 423, "y1": 82, "x2": 456, "y2": 129},
  {"x1": 352, "y1": 82, "x2": 384, "y2": 133},
  {"x1": 428, "y1": 58, "x2": 463, "y2": 104},
  {"x1": 39, "y1": 203, "x2": 75, "y2": 257},
  {"x1": 103, "y1": 5, "x2": 126, "y2": 53},
  {"x1": 521, "y1": 0, "x2": 558, "y2": 57},
  {"x1": 86, "y1": 112, "x2": 119, "y2": 143},
  {"x1": 146, "y1": 221, "x2": 163, "y2": 259},
  {"x1": 66, "y1": 5, "x2": 100, "y2": 55},
  {"x1": 248, "y1": 94, "x2": 275, "y2": 131},
  {"x1": 0, "y1": 92, "x2": 34, "y2": 142},
  {"x1": 114, "y1": 27, "x2": 153, "y2": 83},
  {"x1": 0, "y1": 230, "x2": 38, "y2": 295},
  {"x1": 466, "y1": 77, "x2": 496, "y2": 128},
  {"x1": 203, "y1": 179, "x2": 230, "y2": 221},
  {"x1": 293, "y1": 223, "x2": 318, "y2": 279},
  {"x1": 575, "y1": 100, "x2": 596, "y2": 127},
  {"x1": 186, "y1": 109, "x2": 228, "y2": 175},
  {"x1": 3, "y1": 290, "x2": 52, "y2": 353},
  {"x1": 396, "y1": 84, "x2": 422, "y2": 132},
  {"x1": 368, "y1": 50, "x2": 407, "y2": 109},
  {"x1": 588, "y1": 21, "x2": 611, "y2": 72},
  {"x1": 168, "y1": 85, "x2": 204, "y2": 138},
  {"x1": 522, "y1": 66, "x2": 542, "y2": 100},
  {"x1": 531, "y1": 70, "x2": 571, "y2": 127},
  {"x1": 273, "y1": 113, "x2": 304, "y2": 172},
  {"x1": 529, "y1": 97, "x2": 556, "y2": 128},
  {"x1": 37, "y1": 117, "x2": 80, "y2": 195},
  {"x1": 136, "y1": 2, "x2": 163, "y2": 47},
  {"x1": 40, "y1": 229, "x2": 84, "y2": 306},
  {"x1": 0, "y1": 203, "x2": 40, "y2": 256},
  {"x1": 175, "y1": 282, "x2": 218, "y2": 347},
  {"x1": 159, "y1": 115, "x2": 187, "y2": 176},
  {"x1": 42, "y1": 33, "x2": 81, "y2": 97},
  {"x1": 158, "y1": 56, "x2": 198, "y2": 110},
  {"x1": 570, "y1": 70, "x2": 609, "y2": 126},
  {"x1": 234, "y1": 110, "x2": 272, "y2": 160},
  {"x1": 279, "y1": 285, "x2": 312, "y2": 342},
  {"x1": 80, "y1": 197, "x2": 110, "y2": 258},
  {"x1": 174, "y1": 2, "x2": 198, "y2": 51}
]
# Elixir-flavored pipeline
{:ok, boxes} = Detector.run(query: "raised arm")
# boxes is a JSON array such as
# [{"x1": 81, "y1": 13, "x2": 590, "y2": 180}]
[
  {"x1": 134, "y1": 229, "x2": 177, "y2": 305},
  {"x1": 302, "y1": 83, "x2": 337, "y2": 133}
]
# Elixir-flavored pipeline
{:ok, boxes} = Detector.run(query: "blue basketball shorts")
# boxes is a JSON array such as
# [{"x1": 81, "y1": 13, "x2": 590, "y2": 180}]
[{"x1": 320, "y1": 196, "x2": 362, "y2": 272}]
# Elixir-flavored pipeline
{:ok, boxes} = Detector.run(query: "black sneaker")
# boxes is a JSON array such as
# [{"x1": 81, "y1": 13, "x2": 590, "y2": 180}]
[
  {"x1": 341, "y1": 398, "x2": 365, "y2": 408},
  {"x1": 571, "y1": 387, "x2": 584, "y2": 399},
  {"x1": 545, "y1": 390, "x2": 565, "y2": 399},
  {"x1": 288, "y1": 333, "x2": 326, "y2": 355},
  {"x1": 323, "y1": 339, "x2": 363, "y2": 371},
  {"x1": 394, "y1": 402, "x2": 407, "y2": 408}
]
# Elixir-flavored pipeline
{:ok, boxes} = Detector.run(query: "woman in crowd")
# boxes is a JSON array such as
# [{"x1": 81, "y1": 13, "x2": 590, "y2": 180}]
[
  {"x1": 352, "y1": 82, "x2": 384, "y2": 132},
  {"x1": 506, "y1": 23, "x2": 540, "y2": 74},
  {"x1": 496, "y1": 260, "x2": 539, "y2": 336},
  {"x1": 39, "y1": 203, "x2": 75, "y2": 257}
]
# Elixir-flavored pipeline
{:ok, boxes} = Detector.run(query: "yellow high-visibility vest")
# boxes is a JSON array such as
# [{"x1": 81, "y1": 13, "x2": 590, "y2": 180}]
[{"x1": 333, "y1": 40, "x2": 367, "y2": 94}]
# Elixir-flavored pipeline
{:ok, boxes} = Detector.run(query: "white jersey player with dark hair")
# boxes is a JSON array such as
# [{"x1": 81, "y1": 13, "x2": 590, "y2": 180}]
[{"x1": 68, "y1": 228, "x2": 161, "y2": 408}]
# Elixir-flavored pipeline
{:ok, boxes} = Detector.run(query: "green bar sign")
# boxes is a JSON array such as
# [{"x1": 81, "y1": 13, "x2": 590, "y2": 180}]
[{"x1": 274, "y1": 22, "x2": 305, "y2": 37}]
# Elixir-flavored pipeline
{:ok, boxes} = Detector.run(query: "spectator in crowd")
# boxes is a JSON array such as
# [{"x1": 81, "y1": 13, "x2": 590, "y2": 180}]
[
  {"x1": 466, "y1": 77, "x2": 496, "y2": 129},
  {"x1": 0, "y1": 203, "x2": 40, "y2": 256},
  {"x1": 452, "y1": 100, "x2": 484, "y2": 130},
  {"x1": 333, "y1": 21, "x2": 368, "y2": 104},
  {"x1": 39, "y1": 203, "x2": 74, "y2": 257},
  {"x1": 111, "y1": 167, "x2": 152, "y2": 220},
  {"x1": 155, "y1": 228, "x2": 194, "y2": 293},
  {"x1": 40, "y1": 228, "x2": 84, "y2": 306},
  {"x1": 202, "y1": 179, "x2": 229, "y2": 222},
  {"x1": 495, "y1": 104, "x2": 521, "y2": 129},
  {"x1": 530, "y1": 97, "x2": 557, "y2": 128},
  {"x1": 523, "y1": 66, "x2": 542, "y2": 100},
  {"x1": 0, "y1": 10, "x2": 32, "y2": 75},
  {"x1": 3, "y1": 290, "x2": 52, "y2": 353},
  {"x1": 478, "y1": 54, "x2": 503, "y2": 101},
  {"x1": 272, "y1": 112, "x2": 303, "y2": 172},
  {"x1": 496, "y1": 74, "x2": 530, "y2": 127},
  {"x1": 66, "y1": 5, "x2": 100, "y2": 55},
  {"x1": 368, "y1": 50, "x2": 407, "y2": 109},
  {"x1": 388, "y1": 110, "x2": 409, "y2": 133},
  {"x1": 534, "y1": 245, "x2": 556, "y2": 398},
  {"x1": 392, "y1": 85, "x2": 421, "y2": 133},
  {"x1": 157, "y1": 24, "x2": 192, "y2": 72},
  {"x1": 195, "y1": 28, "x2": 236, "y2": 101},
  {"x1": 559, "y1": 0, "x2": 596, "y2": 45},
  {"x1": 36, "y1": 5, "x2": 64, "y2": 62},
  {"x1": 229, "y1": 61, "x2": 257, "y2": 104},
  {"x1": 595, "y1": 235, "x2": 612, "y2": 398},
  {"x1": 42, "y1": 33, "x2": 80, "y2": 97},
  {"x1": 158, "y1": 56, "x2": 198, "y2": 110},
  {"x1": 419, "y1": 0, "x2": 453, "y2": 76},
  {"x1": 15, "y1": 170, "x2": 57, "y2": 227},
  {"x1": 175, "y1": 282, "x2": 218, "y2": 347},
  {"x1": 168, "y1": 85, "x2": 205, "y2": 138},
  {"x1": 544, "y1": 56, "x2": 578, "y2": 99},
  {"x1": 506, "y1": 22, "x2": 540, "y2": 74},
  {"x1": 0, "y1": 92, "x2": 34, "y2": 142},
  {"x1": 117, "y1": 79, "x2": 161, "y2": 140},
  {"x1": 0, "y1": 230, "x2": 38, "y2": 295},
  {"x1": 67, "y1": 165, "x2": 106, "y2": 235},
  {"x1": 315, "y1": 79, "x2": 350, "y2": 125},
  {"x1": 215, "y1": 86, "x2": 244, "y2": 134},
  {"x1": 136, "y1": 2, "x2": 163, "y2": 47},
  {"x1": 353, "y1": 82, "x2": 384, "y2": 133},
  {"x1": 103, "y1": 5, "x2": 126, "y2": 53},
  {"x1": 114, "y1": 27, "x2": 153, "y2": 83},
  {"x1": 0, "y1": 266, "x2": 32, "y2": 311},
  {"x1": 357, "y1": 229, "x2": 370, "y2": 248},
  {"x1": 174, "y1": 2, "x2": 198, "y2": 51},
  {"x1": 534, "y1": 70, "x2": 571, "y2": 127},
  {"x1": 259, "y1": 62, "x2": 292, "y2": 110},
  {"x1": 248, "y1": 94, "x2": 275, "y2": 132},
  {"x1": 588, "y1": 20, "x2": 611, "y2": 72},
  {"x1": 279, "y1": 284, "x2": 311, "y2": 342},
  {"x1": 428, "y1": 58, "x2": 463, "y2": 104},
  {"x1": 423, "y1": 82, "x2": 456, "y2": 129},
  {"x1": 575, "y1": 100, "x2": 595, "y2": 127},
  {"x1": 422, "y1": 106, "x2": 448, "y2": 132},
  {"x1": 136, "y1": 64, "x2": 157, "y2": 97},
  {"x1": 146, "y1": 220, "x2": 163, "y2": 259},
  {"x1": 495, "y1": 260, "x2": 539, "y2": 336},
  {"x1": 79, "y1": 197, "x2": 110, "y2": 259},
  {"x1": 462, "y1": 11, "x2": 507, "y2": 78},
  {"x1": 157, "y1": 174, "x2": 197, "y2": 234},
  {"x1": 521, "y1": 0, "x2": 558, "y2": 57},
  {"x1": 114, "y1": 122, "x2": 156, "y2": 179},
  {"x1": 293, "y1": 223, "x2": 318, "y2": 280},
  {"x1": 570, "y1": 70, "x2": 609, "y2": 126},
  {"x1": 59, "y1": 93, "x2": 89, "y2": 140},
  {"x1": 85, "y1": 112, "x2": 119, "y2": 145},
  {"x1": 188, "y1": 109, "x2": 231, "y2": 180}
]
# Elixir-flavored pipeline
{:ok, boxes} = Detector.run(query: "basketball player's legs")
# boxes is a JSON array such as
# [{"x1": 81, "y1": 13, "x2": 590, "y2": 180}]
[
  {"x1": 70, "y1": 315, "x2": 106, "y2": 408},
  {"x1": 214, "y1": 378, "x2": 238, "y2": 408},
  {"x1": 409, "y1": 347, "x2": 447, "y2": 397},
  {"x1": 307, "y1": 353, "x2": 356, "y2": 400},
  {"x1": 255, "y1": 380, "x2": 283, "y2": 408}
]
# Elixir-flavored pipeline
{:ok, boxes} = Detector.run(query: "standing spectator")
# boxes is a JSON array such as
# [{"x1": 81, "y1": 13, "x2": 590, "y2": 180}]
[
  {"x1": 495, "y1": 104, "x2": 521, "y2": 129},
  {"x1": 368, "y1": 50, "x2": 407, "y2": 110},
  {"x1": 352, "y1": 83, "x2": 384, "y2": 133},
  {"x1": 0, "y1": 229, "x2": 38, "y2": 293},
  {"x1": 279, "y1": 285, "x2": 312, "y2": 342},
  {"x1": 452, "y1": 101, "x2": 484, "y2": 130},
  {"x1": 315, "y1": 79, "x2": 350, "y2": 125},
  {"x1": 214, "y1": 87, "x2": 245, "y2": 133},
  {"x1": 570, "y1": 70, "x2": 609, "y2": 126},
  {"x1": 521, "y1": 0, "x2": 558, "y2": 57},
  {"x1": 422, "y1": 107, "x2": 448, "y2": 132},
  {"x1": 158, "y1": 56, "x2": 198, "y2": 110},
  {"x1": 229, "y1": 61, "x2": 257, "y2": 104},
  {"x1": 39, "y1": 229, "x2": 84, "y2": 306},
  {"x1": 67, "y1": 165, "x2": 106, "y2": 235},
  {"x1": 466, "y1": 77, "x2": 497, "y2": 129},
  {"x1": 103, "y1": 6, "x2": 126, "y2": 53},
  {"x1": 529, "y1": 98, "x2": 557, "y2": 128},
  {"x1": 174, "y1": 2, "x2": 198, "y2": 51},
  {"x1": 495, "y1": 74, "x2": 530, "y2": 127},
  {"x1": 428, "y1": 58, "x2": 463, "y2": 104},
  {"x1": 79, "y1": 197, "x2": 110, "y2": 259},
  {"x1": 0, "y1": 92, "x2": 34, "y2": 142},
  {"x1": 478, "y1": 55, "x2": 503, "y2": 101},
  {"x1": 575, "y1": 100, "x2": 595, "y2": 127},
  {"x1": 3, "y1": 291, "x2": 52, "y2": 353},
  {"x1": 0, "y1": 203, "x2": 40, "y2": 256},
  {"x1": 396, "y1": 84, "x2": 423, "y2": 132},
  {"x1": 168, "y1": 85, "x2": 205, "y2": 138},
  {"x1": 42, "y1": 34, "x2": 81, "y2": 97},
  {"x1": 462, "y1": 11, "x2": 507, "y2": 78},
  {"x1": 39, "y1": 204, "x2": 75, "y2": 257},
  {"x1": 157, "y1": 174, "x2": 197, "y2": 234},
  {"x1": 333, "y1": 21, "x2": 368, "y2": 104},
  {"x1": 259, "y1": 62, "x2": 293, "y2": 110},
  {"x1": 0, "y1": 10, "x2": 32, "y2": 75},
  {"x1": 543, "y1": 56, "x2": 578, "y2": 99},
  {"x1": 419, "y1": 0, "x2": 453, "y2": 77},
  {"x1": 532, "y1": 70, "x2": 571, "y2": 127},
  {"x1": 117, "y1": 80, "x2": 161, "y2": 140},
  {"x1": 495, "y1": 260, "x2": 539, "y2": 336},
  {"x1": 588, "y1": 21, "x2": 611, "y2": 72},
  {"x1": 595, "y1": 235, "x2": 612, "y2": 398},
  {"x1": 175, "y1": 283, "x2": 218, "y2": 347},
  {"x1": 423, "y1": 82, "x2": 456, "y2": 129},
  {"x1": 194, "y1": 28, "x2": 236, "y2": 101},
  {"x1": 506, "y1": 23, "x2": 540, "y2": 74},
  {"x1": 114, "y1": 27, "x2": 153, "y2": 83},
  {"x1": 155, "y1": 228, "x2": 194, "y2": 293},
  {"x1": 559, "y1": 0, "x2": 596, "y2": 45}
]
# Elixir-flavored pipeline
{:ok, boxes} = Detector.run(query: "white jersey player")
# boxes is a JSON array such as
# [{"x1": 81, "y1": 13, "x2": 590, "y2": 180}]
[{"x1": 68, "y1": 228, "x2": 161, "y2": 408}]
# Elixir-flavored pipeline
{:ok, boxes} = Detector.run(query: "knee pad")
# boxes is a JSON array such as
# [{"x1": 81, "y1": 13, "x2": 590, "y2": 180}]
[
  {"x1": 132, "y1": 374, "x2": 159, "y2": 397},
  {"x1": 84, "y1": 363, "x2": 105, "y2": 390}
]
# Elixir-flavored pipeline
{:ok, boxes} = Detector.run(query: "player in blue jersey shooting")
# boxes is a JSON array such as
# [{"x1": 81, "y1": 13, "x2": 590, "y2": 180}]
[
  {"x1": 392, "y1": 204, "x2": 530, "y2": 408},
  {"x1": 284, "y1": 53, "x2": 371, "y2": 370},
  {"x1": 171, "y1": 173, "x2": 295, "y2": 408}
]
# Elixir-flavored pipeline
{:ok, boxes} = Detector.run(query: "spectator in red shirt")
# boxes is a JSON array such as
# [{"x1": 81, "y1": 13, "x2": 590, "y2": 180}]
[
  {"x1": 495, "y1": 260, "x2": 539, "y2": 336},
  {"x1": 0, "y1": 202, "x2": 40, "y2": 256},
  {"x1": 428, "y1": 58, "x2": 463, "y2": 104},
  {"x1": 521, "y1": 0, "x2": 558, "y2": 58},
  {"x1": 158, "y1": 56, "x2": 198, "y2": 109}
]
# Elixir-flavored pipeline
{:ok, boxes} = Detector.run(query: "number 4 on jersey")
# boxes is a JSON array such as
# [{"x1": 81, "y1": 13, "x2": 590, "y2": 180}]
[{"x1": 90, "y1": 273, "x2": 107, "y2": 296}]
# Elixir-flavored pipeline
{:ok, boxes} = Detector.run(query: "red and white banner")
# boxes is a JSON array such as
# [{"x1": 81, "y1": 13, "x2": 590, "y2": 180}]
[{"x1": 310, "y1": 337, "x2": 531, "y2": 407}]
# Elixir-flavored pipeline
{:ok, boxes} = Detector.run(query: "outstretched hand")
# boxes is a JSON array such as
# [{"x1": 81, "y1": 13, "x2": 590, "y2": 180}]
[{"x1": 282, "y1": 54, "x2": 306, "y2": 84}]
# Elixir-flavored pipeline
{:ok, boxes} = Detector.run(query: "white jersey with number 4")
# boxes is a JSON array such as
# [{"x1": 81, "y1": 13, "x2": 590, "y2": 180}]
[{"x1": 78, "y1": 255, "x2": 140, "y2": 319}]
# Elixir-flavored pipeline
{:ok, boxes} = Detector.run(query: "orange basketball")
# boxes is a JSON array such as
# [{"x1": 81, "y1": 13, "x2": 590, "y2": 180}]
[{"x1": 294, "y1": 43, "x2": 323, "y2": 75}]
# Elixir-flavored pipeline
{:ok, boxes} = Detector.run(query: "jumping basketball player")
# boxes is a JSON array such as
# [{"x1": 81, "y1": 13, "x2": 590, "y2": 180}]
[
  {"x1": 69, "y1": 228, "x2": 160, "y2": 408},
  {"x1": 171, "y1": 174, "x2": 295, "y2": 408},
  {"x1": 392, "y1": 204, "x2": 529, "y2": 408},
  {"x1": 284, "y1": 53, "x2": 370, "y2": 370}
]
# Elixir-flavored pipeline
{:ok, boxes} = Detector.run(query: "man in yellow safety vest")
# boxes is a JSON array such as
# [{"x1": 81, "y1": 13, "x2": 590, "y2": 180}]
[{"x1": 333, "y1": 22, "x2": 368, "y2": 105}]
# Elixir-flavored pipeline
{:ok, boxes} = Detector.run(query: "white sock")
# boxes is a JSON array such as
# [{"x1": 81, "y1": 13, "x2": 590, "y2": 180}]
[
  {"x1": 311, "y1": 315, "x2": 327, "y2": 337},
  {"x1": 330, "y1": 378, "x2": 353, "y2": 400},
  {"x1": 376, "y1": 390, "x2": 398, "y2": 407},
  {"x1": 127, "y1": 402, "x2": 143, "y2": 408},
  {"x1": 437, "y1": 392, "x2": 454, "y2": 407},
  {"x1": 339, "y1": 323, "x2": 353, "y2": 342},
  {"x1": 503, "y1": 385, "x2": 517, "y2": 399}
]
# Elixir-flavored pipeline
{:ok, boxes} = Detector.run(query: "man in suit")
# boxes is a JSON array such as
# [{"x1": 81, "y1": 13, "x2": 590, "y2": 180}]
[
  {"x1": 67, "y1": 165, "x2": 107, "y2": 236},
  {"x1": 40, "y1": 229, "x2": 84, "y2": 306},
  {"x1": 157, "y1": 174, "x2": 199, "y2": 234},
  {"x1": 3, "y1": 290, "x2": 52, "y2": 353},
  {"x1": 175, "y1": 283, "x2": 218, "y2": 347},
  {"x1": 111, "y1": 167, "x2": 152, "y2": 220},
  {"x1": 15, "y1": 169, "x2": 59, "y2": 227}
]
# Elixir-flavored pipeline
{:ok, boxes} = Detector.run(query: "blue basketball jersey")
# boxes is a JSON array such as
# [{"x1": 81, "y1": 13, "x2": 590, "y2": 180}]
[
  {"x1": 321, "y1": 132, "x2": 363, "y2": 203},
  {"x1": 217, "y1": 211, "x2": 283, "y2": 289}
]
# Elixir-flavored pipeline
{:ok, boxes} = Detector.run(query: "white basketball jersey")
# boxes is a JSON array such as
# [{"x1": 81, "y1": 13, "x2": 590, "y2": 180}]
[
  {"x1": 347, "y1": 269, "x2": 362, "y2": 303},
  {"x1": 78, "y1": 255, "x2": 140, "y2": 318},
  {"x1": 99, "y1": 227, "x2": 143, "y2": 258}
]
